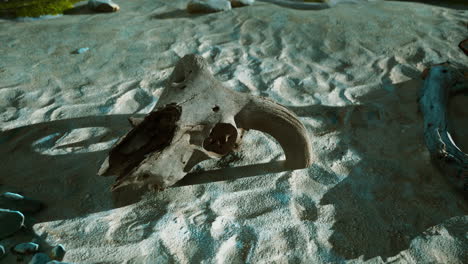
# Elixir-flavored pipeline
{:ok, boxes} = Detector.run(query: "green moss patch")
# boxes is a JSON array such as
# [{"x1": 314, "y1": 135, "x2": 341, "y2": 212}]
[{"x1": 0, "y1": 0, "x2": 83, "y2": 17}]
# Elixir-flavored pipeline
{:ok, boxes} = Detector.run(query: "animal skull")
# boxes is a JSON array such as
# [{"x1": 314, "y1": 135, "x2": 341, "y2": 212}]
[{"x1": 98, "y1": 54, "x2": 312, "y2": 191}]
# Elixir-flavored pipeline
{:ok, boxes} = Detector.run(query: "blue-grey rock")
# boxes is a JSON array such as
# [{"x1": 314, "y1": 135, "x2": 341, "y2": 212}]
[
  {"x1": 187, "y1": 0, "x2": 231, "y2": 13},
  {"x1": 50, "y1": 244, "x2": 65, "y2": 260},
  {"x1": 13, "y1": 242, "x2": 40, "y2": 254},
  {"x1": 0, "y1": 192, "x2": 44, "y2": 213},
  {"x1": 29, "y1": 253, "x2": 50, "y2": 264},
  {"x1": 0, "y1": 209, "x2": 24, "y2": 239},
  {"x1": 0, "y1": 244, "x2": 5, "y2": 259},
  {"x1": 46, "y1": 261, "x2": 72, "y2": 264}
]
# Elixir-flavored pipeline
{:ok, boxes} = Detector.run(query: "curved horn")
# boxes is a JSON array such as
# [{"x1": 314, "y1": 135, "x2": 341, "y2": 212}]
[{"x1": 234, "y1": 97, "x2": 312, "y2": 169}]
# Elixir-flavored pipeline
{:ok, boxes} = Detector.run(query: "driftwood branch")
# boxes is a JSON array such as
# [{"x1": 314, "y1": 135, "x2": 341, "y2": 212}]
[{"x1": 419, "y1": 63, "x2": 468, "y2": 194}]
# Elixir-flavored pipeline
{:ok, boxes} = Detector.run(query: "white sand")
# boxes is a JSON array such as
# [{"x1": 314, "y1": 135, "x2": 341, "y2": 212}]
[{"x1": 0, "y1": 0, "x2": 467, "y2": 263}]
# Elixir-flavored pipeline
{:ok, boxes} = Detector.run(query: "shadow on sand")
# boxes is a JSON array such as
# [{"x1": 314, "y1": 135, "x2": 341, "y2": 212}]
[
  {"x1": 0, "y1": 114, "x2": 138, "y2": 220},
  {"x1": 150, "y1": 9, "x2": 206, "y2": 20},
  {"x1": 0, "y1": 112, "x2": 296, "y2": 222},
  {"x1": 291, "y1": 78, "x2": 467, "y2": 260}
]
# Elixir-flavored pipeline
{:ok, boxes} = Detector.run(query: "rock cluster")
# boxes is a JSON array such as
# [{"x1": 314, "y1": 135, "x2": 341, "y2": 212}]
[
  {"x1": 0, "y1": 192, "x2": 68, "y2": 262},
  {"x1": 187, "y1": 0, "x2": 255, "y2": 13}
]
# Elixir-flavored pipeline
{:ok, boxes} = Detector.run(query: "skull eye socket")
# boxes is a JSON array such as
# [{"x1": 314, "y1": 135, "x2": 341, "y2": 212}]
[{"x1": 203, "y1": 123, "x2": 238, "y2": 156}]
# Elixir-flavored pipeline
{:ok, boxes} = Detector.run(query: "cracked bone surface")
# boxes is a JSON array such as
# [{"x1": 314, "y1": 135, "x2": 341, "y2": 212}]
[{"x1": 98, "y1": 54, "x2": 312, "y2": 191}]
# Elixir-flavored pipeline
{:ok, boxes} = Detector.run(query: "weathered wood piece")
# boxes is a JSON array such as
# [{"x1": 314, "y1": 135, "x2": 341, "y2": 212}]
[
  {"x1": 98, "y1": 54, "x2": 312, "y2": 191},
  {"x1": 419, "y1": 63, "x2": 468, "y2": 194}
]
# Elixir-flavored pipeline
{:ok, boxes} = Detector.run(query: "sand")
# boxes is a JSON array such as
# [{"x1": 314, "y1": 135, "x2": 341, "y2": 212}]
[{"x1": 0, "y1": 0, "x2": 467, "y2": 263}]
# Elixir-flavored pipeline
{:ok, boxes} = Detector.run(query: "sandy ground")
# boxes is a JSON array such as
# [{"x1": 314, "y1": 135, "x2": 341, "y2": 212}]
[{"x1": 0, "y1": 0, "x2": 467, "y2": 263}]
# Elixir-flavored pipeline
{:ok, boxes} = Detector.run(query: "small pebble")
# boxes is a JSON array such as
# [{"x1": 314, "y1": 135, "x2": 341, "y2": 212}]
[
  {"x1": 50, "y1": 244, "x2": 66, "y2": 260},
  {"x1": 0, "y1": 244, "x2": 5, "y2": 259},
  {"x1": 75, "y1": 47, "x2": 90, "y2": 54},
  {"x1": 29, "y1": 253, "x2": 50, "y2": 264},
  {"x1": 0, "y1": 192, "x2": 44, "y2": 213},
  {"x1": 13, "y1": 242, "x2": 39, "y2": 254},
  {"x1": 0, "y1": 209, "x2": 24, "y2": 239}
]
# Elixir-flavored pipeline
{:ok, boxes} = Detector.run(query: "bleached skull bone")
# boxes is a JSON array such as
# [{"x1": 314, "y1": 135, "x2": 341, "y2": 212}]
[{"x1": 98, "y1": 54, "x2": 312, "y2": 191}]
